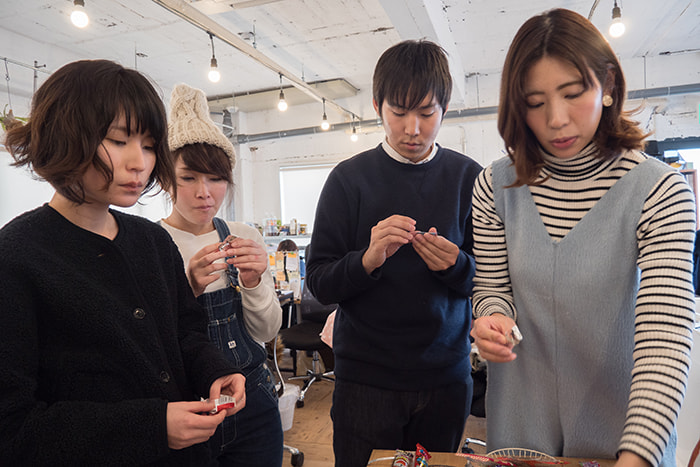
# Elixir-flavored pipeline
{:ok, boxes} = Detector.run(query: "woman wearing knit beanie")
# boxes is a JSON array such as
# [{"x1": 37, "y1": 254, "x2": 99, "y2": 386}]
[{"x1": 161, "y1": 83, "x2": 283, "y2": 467}]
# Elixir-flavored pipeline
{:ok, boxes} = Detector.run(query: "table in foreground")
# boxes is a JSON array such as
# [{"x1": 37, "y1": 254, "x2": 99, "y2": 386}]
[{"x1": 367, "y1": 450, "x2": 616, "y2": 467}]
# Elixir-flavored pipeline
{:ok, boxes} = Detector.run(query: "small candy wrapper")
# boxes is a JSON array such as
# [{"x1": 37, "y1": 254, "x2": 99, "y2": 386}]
[
  {"x1": 218, "y1": 234, "x2": 238, "y2": 251},
  {"x1": 458, "y1": 452, "x2": 566, "y2": 467},
  {"x1": 507, "y1": 324, "x2": 523, "y2": 346},
  {"x1": 202, "y1": 394, "x2": 237, "y2": 414},
  {"x1": 415, "y1": 443, "x2": 431, "y2": 467},
  {"x1": 579, "y1": 462, "x2": 600, "y2": 467},
  {"x1": 392, "y1": 450, "x2": 414, "y2": 467}
]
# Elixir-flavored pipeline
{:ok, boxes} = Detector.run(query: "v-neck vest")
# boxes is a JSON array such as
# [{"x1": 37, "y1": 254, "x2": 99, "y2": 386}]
[{"x1": 485, "y1": 155, "x2": 677, "y2": 465}]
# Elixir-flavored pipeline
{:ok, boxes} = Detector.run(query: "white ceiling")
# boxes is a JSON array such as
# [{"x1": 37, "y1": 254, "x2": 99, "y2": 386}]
[{"x1": 2, "y1": 0, "x2": 699, "y2": 122}]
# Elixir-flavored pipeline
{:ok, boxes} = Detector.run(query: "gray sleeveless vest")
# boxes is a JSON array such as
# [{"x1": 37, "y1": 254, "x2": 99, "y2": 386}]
[{"x1": 486, "y1": 156, "x2": 676, "y2": 466}]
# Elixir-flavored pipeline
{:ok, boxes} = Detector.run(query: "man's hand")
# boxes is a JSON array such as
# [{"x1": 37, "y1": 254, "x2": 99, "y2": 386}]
[
  {"x1": 470, "y1": 314, "x2": 518, "y2": 363},
  {"x1": 362, "y1": 215, "x2": 416, "y2": 274},
  {"x1": 411, "y1": 227, "x2": 459, "y2": 271},
  {"x1": 166, "y1": 400, "x2": 226, "y2": 450}
]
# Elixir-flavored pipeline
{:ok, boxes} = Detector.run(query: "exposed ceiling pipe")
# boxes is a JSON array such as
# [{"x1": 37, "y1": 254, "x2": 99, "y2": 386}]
[
  {"x1": 151, "y1": 0, "x2": 357, "y2": 119},
  {"x1": 627, "y1": 83, "x2": 700, "y2": 99},
  {"x1": 235, "y1": 82, "x2": 700, "y2": 144}
]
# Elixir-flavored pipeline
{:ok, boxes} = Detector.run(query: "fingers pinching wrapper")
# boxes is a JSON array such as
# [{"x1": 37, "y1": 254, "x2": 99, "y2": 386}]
[
  {"x1": 218, "y1": 234, "x2": 238, "y2": 251},
  {"x1": 508, "y1": 324, "x2": 523, "y2": 346},
  {"x1": 202, "y1": 394, "x2": 237, "y2": 414}
]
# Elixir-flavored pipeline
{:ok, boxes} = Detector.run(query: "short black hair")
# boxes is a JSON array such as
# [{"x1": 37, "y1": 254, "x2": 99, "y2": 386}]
[{"x1": 372, "y1": 39, "x2": 452, "y2": 116}]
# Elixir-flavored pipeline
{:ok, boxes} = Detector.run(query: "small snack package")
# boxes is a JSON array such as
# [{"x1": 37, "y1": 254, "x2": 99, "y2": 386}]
[
  {"x1": 507, "y1": 324, "x2": 523, "y2": 346},
  {"x1": 392, "y1": 450, "x2": 414, "y2": 467},
  {"x1": 218, "y1": 234, "x2": 238, "y2": 251},
  {"x1": 414, "y1": 443, "x2": 431, "y2": 467},
  {"x1": 201, "y1": 394, "x2": 237, "y2": 414}
]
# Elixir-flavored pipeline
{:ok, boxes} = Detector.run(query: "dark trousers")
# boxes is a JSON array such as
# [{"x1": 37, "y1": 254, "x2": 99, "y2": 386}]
[{"x1": 331, "y1": 377, "x2": 472, "y2": 467}]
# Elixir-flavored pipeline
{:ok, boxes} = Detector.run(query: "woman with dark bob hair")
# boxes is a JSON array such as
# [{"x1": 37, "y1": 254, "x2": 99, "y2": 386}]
[
  {"x1": 471, "y1": 9, "x2": 695, "y2": 467},
  {"x1": 0, "y1": 59, "x2": 246, "y2": 466}
]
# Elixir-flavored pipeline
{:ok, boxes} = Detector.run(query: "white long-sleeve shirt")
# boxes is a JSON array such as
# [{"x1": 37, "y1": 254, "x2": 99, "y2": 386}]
[{"x1": 161, "y1": 220, "x2": 282, "y2": 343}]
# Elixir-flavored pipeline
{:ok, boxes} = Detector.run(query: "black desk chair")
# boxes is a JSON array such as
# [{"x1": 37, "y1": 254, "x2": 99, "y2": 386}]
[{"x1": 278, "y1": 269, "x2": 336, "y2": 408}]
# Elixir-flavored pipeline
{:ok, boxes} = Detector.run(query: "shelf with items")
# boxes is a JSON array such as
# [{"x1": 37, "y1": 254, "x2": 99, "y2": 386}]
[{"x1": 264, "y1": 234, "x2": 312, "y2": 250}]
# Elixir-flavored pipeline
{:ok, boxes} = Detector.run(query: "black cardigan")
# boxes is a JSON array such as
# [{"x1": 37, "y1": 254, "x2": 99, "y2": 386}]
[{"x1": 0, "y1": 205, "x2": 239, "y2": 466}]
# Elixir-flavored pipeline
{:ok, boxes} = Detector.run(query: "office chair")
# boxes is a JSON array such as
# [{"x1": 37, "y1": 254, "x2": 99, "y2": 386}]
[{"x1": 278, "y1": 247, "x2": 337, "y2": 408}]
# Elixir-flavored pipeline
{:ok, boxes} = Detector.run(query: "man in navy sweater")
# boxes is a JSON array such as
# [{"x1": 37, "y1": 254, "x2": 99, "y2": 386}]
[{"x1": 306, "y1": 40, "x2": 482, "y2": 466}]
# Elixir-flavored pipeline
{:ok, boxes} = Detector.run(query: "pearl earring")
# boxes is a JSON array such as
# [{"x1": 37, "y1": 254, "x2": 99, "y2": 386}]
[{"x1": 602, "y1": 95, "x2": 613, "y2": 107}]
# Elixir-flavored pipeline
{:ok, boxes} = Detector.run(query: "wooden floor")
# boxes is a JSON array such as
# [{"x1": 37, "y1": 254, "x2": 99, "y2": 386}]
[{"x1": 278, "y1": 352, "x2": 488, "y2": 467}]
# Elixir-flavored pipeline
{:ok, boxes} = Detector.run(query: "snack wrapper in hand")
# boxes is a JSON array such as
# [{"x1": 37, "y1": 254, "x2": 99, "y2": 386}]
[
  {"x1": 507, "y1": 324, "x2": 523, "y2": 346},
  {"x1": 218, "y1": 234, "x2": 238, "y2": 251},
  {"x1": 201, "y1": 394, "x2": 237, "y2": 414}
]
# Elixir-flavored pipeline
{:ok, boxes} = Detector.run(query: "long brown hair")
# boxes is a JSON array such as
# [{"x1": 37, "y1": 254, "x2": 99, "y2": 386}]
[
  {"x1": 4, "y1": 59, "x2": 172, "y2": 203},
  {"x1": 498, "y1": 8, "x2": 647, "y2": 186}
]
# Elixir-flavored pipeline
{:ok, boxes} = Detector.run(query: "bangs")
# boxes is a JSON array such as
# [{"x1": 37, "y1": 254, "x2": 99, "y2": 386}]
[
  {"x1": 112, "y1": 76, "x2": 167, "y2": 144},
  {"x1": 386, "y1": 81, "x2": 438, "y2": 110},
  {"x1": 177, "y1": 143, "x2": 232, "y2": 183}
]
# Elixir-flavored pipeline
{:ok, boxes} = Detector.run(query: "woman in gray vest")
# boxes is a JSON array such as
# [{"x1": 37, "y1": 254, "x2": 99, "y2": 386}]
[{"x1": 470, "y1": 9, "x2": 695, "y2": 467}]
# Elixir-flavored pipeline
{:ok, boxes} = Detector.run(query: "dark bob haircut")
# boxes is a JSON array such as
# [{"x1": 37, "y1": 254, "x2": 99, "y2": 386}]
[
  {"x1": 373, "y1": 39, "x2": 452, "y2": 116},
  {"x1": 498, "y1": 8, "x2": 647, "y2": 186},
  {"x1": 4, "y1": 59, "x2": 172, "y2": 203}
]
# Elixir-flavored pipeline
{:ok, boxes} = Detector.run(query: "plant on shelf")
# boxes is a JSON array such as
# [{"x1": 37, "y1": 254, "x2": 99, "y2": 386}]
[{"x1": 1, "y1": 104, "x2": 27, "y2": 131}]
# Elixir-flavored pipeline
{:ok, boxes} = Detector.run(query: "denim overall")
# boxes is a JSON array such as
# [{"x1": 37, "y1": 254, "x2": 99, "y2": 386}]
[{"x1": 202, "y1": 218, "x2": 283, "y2": 467}]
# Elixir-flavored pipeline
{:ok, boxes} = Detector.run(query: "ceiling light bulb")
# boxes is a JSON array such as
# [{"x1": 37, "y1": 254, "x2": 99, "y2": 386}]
[
  {"x1": 208, "y1": 57, "x2": 220, "y2": 83},
  {"x1": 609, "y1": 18, "x2": 625, "y2": 37},
  {"x1": 350, "y1": 126, "x2": 358, "y2": 142},
  {"x1": 71, "y1": 0, "x2": 89, "y2": 28},
  {"x1": 278, "y1": 89, "x2": 288, "y2": 111},
  {"x1": 321, "y1": 113, "x2": 330, "y2": 131},
  {"x1": 609, "y1": 5, "x2": 625, "y2": 37}
]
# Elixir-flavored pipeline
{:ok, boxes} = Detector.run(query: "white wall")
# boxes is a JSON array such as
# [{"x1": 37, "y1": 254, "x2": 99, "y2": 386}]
[{"x1": 0, "y1": 161, "x2": 54, "y2": 227}]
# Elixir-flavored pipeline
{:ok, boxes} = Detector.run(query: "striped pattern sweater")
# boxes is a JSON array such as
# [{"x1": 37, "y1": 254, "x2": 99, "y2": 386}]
[{"x1": 472, "y1": 145, "x2": 696, "y2": 466}]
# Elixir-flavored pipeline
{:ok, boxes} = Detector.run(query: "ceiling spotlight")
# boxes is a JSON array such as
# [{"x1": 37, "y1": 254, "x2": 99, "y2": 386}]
[
  {"x1": 321, "y1": 98, "x2": 330, "y2": 131},
  {"x1": 609, "y1": 1, "x2": 625, "y2": 38},
  {"x1": 277, "y1": 73, "x2": 287, "y2": 111},
  {"x1": 71, "y1": 0, "x2": 89, "y2": 28},
  {"x1": 208, "y1": 33, "x2": 221, "y2": 83}
]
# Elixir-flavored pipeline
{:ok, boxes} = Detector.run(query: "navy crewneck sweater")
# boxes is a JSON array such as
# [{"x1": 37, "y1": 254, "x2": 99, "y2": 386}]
[{"x1": 306, "y1": 144, "x2": 482, "y2": 390}]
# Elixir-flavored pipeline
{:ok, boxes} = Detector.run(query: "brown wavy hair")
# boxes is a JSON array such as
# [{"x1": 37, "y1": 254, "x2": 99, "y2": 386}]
[
  {"x1": 498, "y1": 8, "x2": 647, "y2": 186},
  {"x1": 4, "y1": 59, "x2": 172, "y2": 203}
]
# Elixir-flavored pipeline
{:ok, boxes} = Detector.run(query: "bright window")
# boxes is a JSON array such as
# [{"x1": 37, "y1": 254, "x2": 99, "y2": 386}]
[{"x1": 279, "y1": 164, "x2": 334, "y2": 234}]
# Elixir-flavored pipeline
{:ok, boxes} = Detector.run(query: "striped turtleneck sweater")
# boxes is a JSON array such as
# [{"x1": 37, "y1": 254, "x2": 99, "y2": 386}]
[{"x1": 471, "y1": 144, "x2": 696, "y2": 466}]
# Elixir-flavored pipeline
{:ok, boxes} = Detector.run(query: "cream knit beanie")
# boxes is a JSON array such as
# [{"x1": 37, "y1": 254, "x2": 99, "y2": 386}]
[{"x1": 168, "y1": 83, "x2": 236, "y2": 169}]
